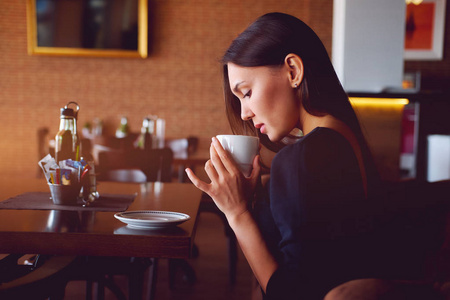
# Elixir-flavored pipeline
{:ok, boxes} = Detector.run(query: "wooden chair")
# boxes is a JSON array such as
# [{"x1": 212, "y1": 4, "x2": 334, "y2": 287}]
[
  {"x1": 0, "y1": 254, "x2": 76, "y2": 300},
  {"x1": 165, "y1": 137, "x2": 199, "y2": 182},
  {"x1": 82, "y1": 146, "x2": 195, "y2": 300},
  {"x1": 96, "y1": 147, "x2": 173, "y2": 183},
  {"x1": 93, "y1": 134, "x2": 140, "y2": 151},
  {"x1": 165, "y1": 136, "x2": 199, "y2": 154},
  {"x1": 37, "y1": 127, "x2": 50, "y2": 177}
]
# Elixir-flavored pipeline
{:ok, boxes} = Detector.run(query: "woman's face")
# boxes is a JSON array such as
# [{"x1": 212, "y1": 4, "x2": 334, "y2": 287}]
[{"x1": 227, "y1": 63, "x2": 300, "y2": 142}]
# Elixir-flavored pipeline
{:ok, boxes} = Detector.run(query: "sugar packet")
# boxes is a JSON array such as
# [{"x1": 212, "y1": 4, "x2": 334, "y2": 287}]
[{"x1": 38, "y1": 154, "x2": 58, "y2": 182}]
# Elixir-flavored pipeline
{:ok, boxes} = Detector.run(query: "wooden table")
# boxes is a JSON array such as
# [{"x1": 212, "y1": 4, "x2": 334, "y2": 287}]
[{"x1": 0, "y1": 177, "x2": 202, "y2": 259}]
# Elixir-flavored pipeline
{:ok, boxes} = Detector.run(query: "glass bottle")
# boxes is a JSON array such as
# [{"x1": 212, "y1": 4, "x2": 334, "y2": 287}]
[
  {"x1": 116, "y1": 117, "x2": 129, "y2": 138},
  {"x1": 55, "y1": 107, "x2": 75, "y2": 163},
  {"x1": 136, "y1": 116, "x2": 154, "y2": 150},
  {"x1": 92, "y1": 117, "x2": 103, "y2": 136},
  {"x1": 55, "y1": 102, "x2": 80, "y2": 163}
]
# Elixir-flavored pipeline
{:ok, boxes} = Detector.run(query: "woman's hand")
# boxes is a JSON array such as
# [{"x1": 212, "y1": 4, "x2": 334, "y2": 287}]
[
  {"x1": 186, "y1": 137, "x2": 278, "y2": 292},
  {"x1": 185, "y1": 137, "x2": 261, "y2": 221}
]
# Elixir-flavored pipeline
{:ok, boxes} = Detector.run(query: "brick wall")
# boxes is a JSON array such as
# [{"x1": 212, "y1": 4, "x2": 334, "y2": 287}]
[
  {"x1": 2, "y1": 0, "x2": 449, "y2": 178},
  {"x1": 0, "y1": 0, "x2": 332, "y2": 177}
]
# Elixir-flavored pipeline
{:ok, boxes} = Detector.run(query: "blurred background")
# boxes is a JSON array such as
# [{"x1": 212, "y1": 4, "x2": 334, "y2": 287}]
[{"x1": 1, "y1": 0, "x2": 450, "y2": 182}]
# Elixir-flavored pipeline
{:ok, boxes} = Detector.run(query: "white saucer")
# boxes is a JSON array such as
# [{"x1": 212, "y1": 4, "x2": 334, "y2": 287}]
[{"x1": 114, "y1": 210, "x2": 190, "y2": 229}]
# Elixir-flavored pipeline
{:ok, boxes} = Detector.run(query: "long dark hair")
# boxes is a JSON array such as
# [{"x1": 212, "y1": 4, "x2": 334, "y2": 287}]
[{"x1": 221, "y1": 12, "x2": 375, "y2": 168}]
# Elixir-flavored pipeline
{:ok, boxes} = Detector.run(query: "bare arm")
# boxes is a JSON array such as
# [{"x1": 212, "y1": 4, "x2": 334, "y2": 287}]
[{"x1": 185, "y1": 137, "x2": 278, "y2": 292}]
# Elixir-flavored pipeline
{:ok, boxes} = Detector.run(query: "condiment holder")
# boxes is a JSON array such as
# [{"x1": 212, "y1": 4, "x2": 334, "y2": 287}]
[{"x1": 48, "y1": 183, "x2": 81, "y2": 205}]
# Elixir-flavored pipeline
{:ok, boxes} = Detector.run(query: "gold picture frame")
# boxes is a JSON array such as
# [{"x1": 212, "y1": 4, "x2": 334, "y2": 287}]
[{"x1": 27, "y1": 0, "x2": 148, "y2": 58}]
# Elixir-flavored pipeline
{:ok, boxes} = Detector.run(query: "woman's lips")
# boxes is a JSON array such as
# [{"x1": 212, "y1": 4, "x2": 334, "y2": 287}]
[
  {"x1": 255, "y1": 123, "x2": 266, "y2": 134},
  {"x1": 260, "y1": 125, "x2": 266, "y2": 134}
]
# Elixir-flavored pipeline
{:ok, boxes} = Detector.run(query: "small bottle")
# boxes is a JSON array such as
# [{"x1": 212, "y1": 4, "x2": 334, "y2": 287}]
[
  {"x1": 116, "y1": 117, "x2": 129, "y2": 138},
  {"x1": 92, "y1": 118, "x2": 103, "y2": 136},
  {"x1": 136, "y1": 116, "x2": 154, "y2": 150},
  {"x1": 79, "y1": 141, "x2": 99, "y2": 205},
  {"x1": 155, "y1": 118, "x2": 165, "y2": 148},
  {"x1": 80, "y1": 157, "x2": 99, "y2": 206},
  {"x1": 55, "y1": 105, "x2": 76, "y2": 163}
]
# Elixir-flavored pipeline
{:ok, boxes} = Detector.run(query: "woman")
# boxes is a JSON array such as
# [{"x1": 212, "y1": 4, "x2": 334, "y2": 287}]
[{"x1": 186, "y1": 12, "x2": 389, "y2": 299}]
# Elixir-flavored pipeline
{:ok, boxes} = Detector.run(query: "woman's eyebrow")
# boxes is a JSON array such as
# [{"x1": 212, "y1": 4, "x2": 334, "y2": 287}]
[{"x1": 232, "y1": 81, "x2": 245, "y2": 93}]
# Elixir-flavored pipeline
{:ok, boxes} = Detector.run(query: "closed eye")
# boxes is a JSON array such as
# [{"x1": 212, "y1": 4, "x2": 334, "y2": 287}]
[{"x1": 243, "y1": 90, "x2": 252, "y2": 98}]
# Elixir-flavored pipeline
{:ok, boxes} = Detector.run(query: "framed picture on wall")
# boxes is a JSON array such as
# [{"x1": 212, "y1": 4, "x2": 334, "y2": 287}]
[
  {"x1": 27, "y1": 0, "x2": 148, "y2": 58},
  {"x1": 404, "y1": 0, "x2": 446, "y2": 60}
]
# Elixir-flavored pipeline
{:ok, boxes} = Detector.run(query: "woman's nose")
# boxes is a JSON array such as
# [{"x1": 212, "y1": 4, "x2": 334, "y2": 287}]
[{"x1": 241, "y1": 103, "x2": 254, "y2": 121}]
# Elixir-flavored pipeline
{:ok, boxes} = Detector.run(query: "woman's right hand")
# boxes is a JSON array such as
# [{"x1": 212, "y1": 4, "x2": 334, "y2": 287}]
[{"x1": 185, "y1": 137, "x2": 260, "y2": 221}]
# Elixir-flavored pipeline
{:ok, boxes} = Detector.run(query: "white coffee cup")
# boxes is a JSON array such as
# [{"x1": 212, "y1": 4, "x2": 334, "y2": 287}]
[{"x1": 216, "y1": 135, "x2": 260, "y2": 177}]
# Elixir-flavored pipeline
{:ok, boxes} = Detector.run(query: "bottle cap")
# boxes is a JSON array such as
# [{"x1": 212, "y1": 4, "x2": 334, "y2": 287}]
[
  {"x1": 60, "y1": 107, "x2": 75, "y2": 118},
  {"x1": 65, "y1": 102, "x2": 80, "y2": 119}
]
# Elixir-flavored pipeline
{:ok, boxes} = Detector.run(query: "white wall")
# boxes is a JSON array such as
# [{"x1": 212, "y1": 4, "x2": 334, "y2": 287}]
[
  {"x1": 332, "y1": 0, "x2": 406, "y2": 93},
  {"x1": 427, "y1": 135, "x2": 450, "y2": 182}
]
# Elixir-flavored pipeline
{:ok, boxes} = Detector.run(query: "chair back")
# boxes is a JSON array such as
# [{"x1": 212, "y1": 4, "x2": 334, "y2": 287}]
[
  {"x1": 165, "y1": 138, "x2": 189, "y2": 158},
  {"x1": 93, "y1": 134, "x2": 139, "y2": 150},
  {"x1": 165, "y1": 137, "x2": 199, "y2": 156},
  {"x1": 37, "y1": 127, "x2": 50, "y2": 177},
  {"x1": 97, "y1": 148, "x2": 173, "y2": 183}
]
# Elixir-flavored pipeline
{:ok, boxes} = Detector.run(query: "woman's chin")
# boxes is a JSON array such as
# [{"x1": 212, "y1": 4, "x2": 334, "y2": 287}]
[{"x1": 267, "y1": 133, "x2": 282, "y2": 143}]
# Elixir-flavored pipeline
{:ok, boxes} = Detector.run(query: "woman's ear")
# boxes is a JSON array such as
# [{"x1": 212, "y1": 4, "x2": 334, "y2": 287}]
[{"x1": 284, "y1": 54, "x2": 304, "y2": 88}]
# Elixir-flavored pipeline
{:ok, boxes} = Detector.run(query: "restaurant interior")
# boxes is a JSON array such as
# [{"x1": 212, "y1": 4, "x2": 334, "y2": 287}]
[{"x1": 1, "y1": 0, "x2": 450, "y2": 299}]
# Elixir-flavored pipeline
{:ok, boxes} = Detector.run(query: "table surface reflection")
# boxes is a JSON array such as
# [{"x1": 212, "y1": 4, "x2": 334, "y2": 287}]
[{"x1": 0, "y1": 177, "x2": 202, "y2": 259}]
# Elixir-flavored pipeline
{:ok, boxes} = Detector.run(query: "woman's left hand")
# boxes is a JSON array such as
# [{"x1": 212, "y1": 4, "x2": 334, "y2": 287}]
[{"x1": 185, "y1": 137, "x2": 261, "y2": 221}]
